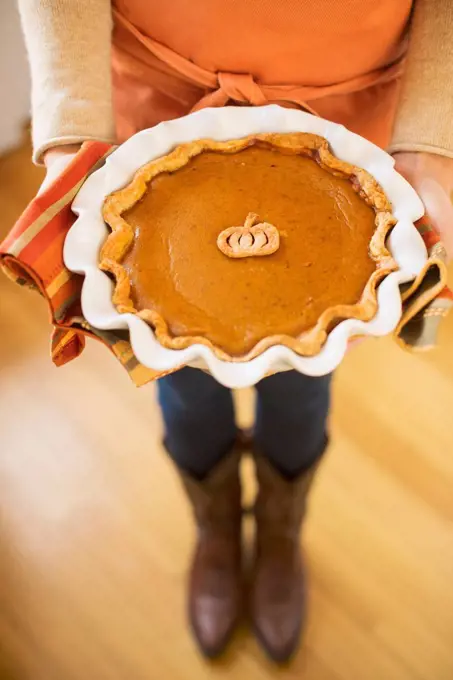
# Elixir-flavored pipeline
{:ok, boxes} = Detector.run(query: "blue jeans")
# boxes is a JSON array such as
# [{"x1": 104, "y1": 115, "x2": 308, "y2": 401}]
[{"x1": 157, "y1": 368, "x2": 332, "y2": 479}]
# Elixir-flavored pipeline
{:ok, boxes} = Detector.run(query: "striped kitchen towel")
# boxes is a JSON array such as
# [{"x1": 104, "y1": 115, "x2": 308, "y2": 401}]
[{"x1": 1, "y1": 141, "x2": 451, "y2": 386}]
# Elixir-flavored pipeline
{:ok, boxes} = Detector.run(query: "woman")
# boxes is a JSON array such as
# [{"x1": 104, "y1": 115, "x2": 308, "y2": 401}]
[{"x1": 18, "y1": 0, "x2": 453, "y2": 662}]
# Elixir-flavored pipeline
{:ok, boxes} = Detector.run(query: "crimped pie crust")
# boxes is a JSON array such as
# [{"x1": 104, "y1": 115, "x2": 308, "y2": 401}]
[{"x1": 100, "y1": 132, "x2": 397, "y2": 361}]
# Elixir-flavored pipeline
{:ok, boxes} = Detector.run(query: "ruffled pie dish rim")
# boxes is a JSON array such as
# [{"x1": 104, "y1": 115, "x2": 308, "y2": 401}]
[
  {"x1": 64, "y1": 105, "x2": 427, "y2": 388},
  {"x1": 100, "y1": 132, "x2": 398, "y2": 362}
]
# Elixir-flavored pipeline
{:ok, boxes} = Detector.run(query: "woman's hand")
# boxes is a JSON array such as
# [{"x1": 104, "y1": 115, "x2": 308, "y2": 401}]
[
  {"x1": 393, "y1": 151, "x2": 453, "y2": 259},
  {"x1": 38, "y1": 143, "x2": 83, "y2": 195}
]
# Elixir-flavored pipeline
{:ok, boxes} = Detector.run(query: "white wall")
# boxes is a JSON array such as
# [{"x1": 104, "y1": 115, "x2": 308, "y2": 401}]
[{"x1": 0, "y1": 0, "x2": 31, "y2": 154}]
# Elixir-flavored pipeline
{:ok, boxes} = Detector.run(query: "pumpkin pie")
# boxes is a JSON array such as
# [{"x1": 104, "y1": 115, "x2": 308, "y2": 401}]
[{"x1": 100, "y1": 132, "x2": 397, "y2": 360}]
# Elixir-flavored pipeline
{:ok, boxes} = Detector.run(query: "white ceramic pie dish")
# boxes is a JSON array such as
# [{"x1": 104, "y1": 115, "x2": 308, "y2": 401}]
[{"x1": 64, "y1": 105, "x2": 427, "y2": 388}]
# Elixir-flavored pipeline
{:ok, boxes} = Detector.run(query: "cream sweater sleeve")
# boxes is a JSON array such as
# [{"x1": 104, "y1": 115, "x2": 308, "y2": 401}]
[
  {"x1": 390, "y1": 0, "x2": 453, "y2": 157},
  {"x1": 18, "y1": 0, "x2": 115, "y2": 164}
]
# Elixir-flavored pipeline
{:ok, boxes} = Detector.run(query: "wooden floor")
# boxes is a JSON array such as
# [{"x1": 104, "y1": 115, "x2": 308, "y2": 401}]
[{"x1": 0, "y1": 144, "x2": 453, "y2": 680}]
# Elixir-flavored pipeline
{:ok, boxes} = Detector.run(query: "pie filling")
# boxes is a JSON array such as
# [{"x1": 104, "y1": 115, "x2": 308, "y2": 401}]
[{"x1": 120, "y1": 146, "x2": 377, "y2": 356}]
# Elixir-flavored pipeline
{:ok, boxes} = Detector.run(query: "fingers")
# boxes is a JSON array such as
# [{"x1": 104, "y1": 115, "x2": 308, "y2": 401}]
[
  {"x1": 38, "y1": 146, "x2": 81, "y2": 196},
  {"x1": 416, "y1": 177, "x2": 453, "y2": 256},
  {"x1": 393, "y1": 151, "x2": 453, "y2": 259}
]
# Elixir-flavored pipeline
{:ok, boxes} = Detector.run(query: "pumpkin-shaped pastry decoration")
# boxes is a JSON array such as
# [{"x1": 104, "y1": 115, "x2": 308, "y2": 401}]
[{"x1": 217, "y1": 212, "x2": 280, "y2": 258}]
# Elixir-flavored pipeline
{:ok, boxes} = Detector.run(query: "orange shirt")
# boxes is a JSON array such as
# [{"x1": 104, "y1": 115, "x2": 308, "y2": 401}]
[{"x1": 112, "y1": 0, "x2": 412, "y2": 147}]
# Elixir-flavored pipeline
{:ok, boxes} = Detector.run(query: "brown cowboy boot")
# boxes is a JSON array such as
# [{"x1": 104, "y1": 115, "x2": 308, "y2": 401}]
[
  {"x1": 178, "y1": 443, "x2": 244, "y2": 657},
  {"x1": 251, "y1": 455, "x2": 318, "y2": 662}
]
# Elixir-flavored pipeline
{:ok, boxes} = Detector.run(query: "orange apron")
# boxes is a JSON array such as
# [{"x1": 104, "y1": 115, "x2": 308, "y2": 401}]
[{"x1": 111, "y1": 0, "x2": 413, "y2": 148}]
